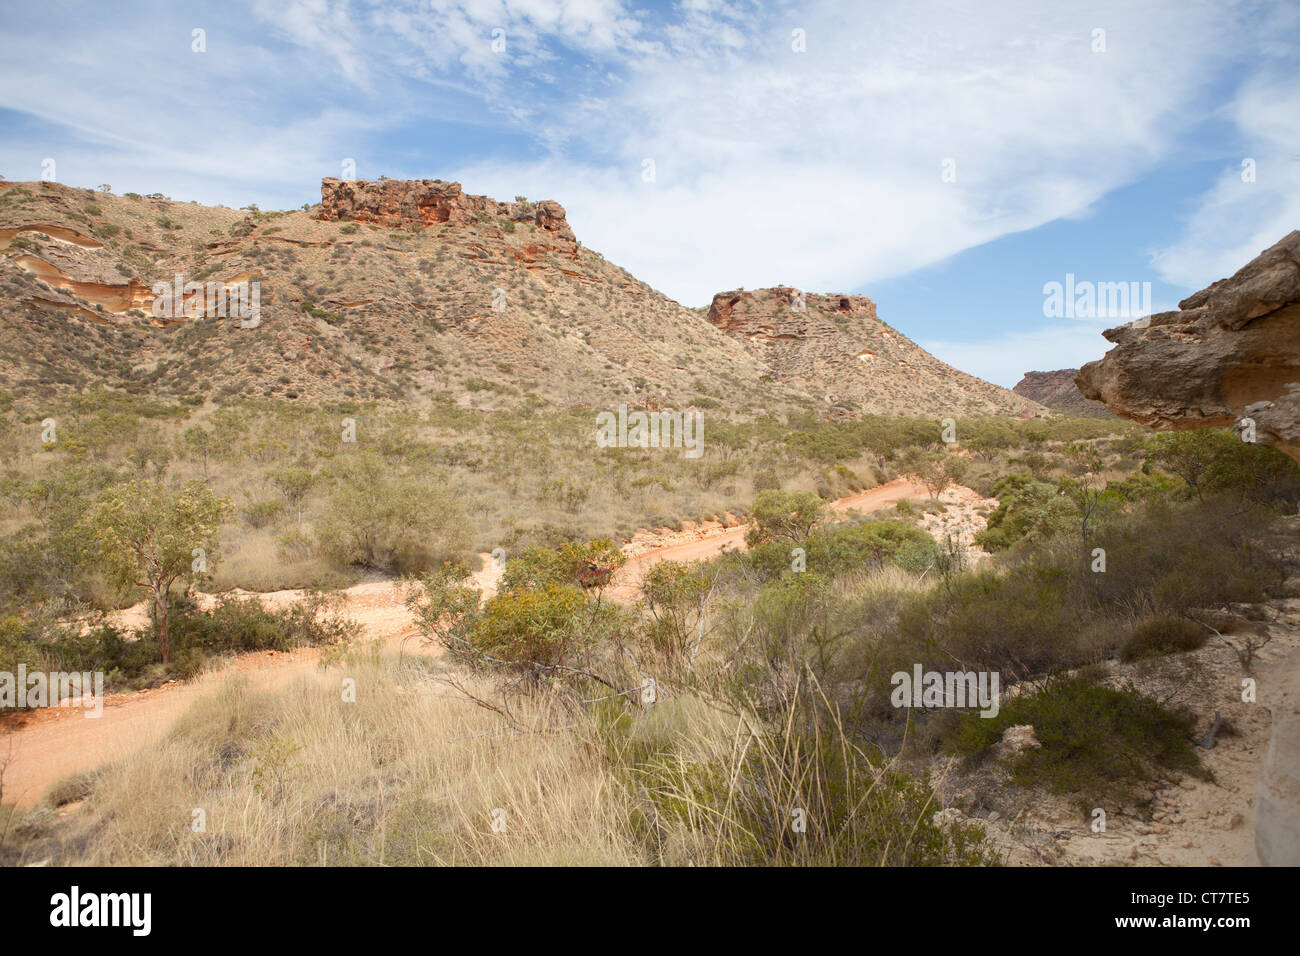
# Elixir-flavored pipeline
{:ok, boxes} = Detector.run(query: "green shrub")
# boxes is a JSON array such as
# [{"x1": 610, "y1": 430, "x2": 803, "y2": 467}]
[
  {"x1": 316, "y1": 451, "x2": 466, "y2": 571},
  {"x1": 1145, "y1": 429, "x2": 1300, "y2": 507},
  {"x1": 166, "y1": 593, "x2": 357, "y2": 657},
  {"x1": 243, "y1": 499, "x2": 284, "y2": 529},
  {"x1": 410, "y1": 541, "x2": 634, "y2": 686},
  {"x1": 747, "y1": 519, "x2": 934, "y2": 580},
  {"x1": 897, "y1": 564, "x2": 1074, "y2": 683},
  {"x1": 947, "y1": 675, "x2": 1207, "y2": 803},
  {"x1": 470, "y1": 582, "x2": 588, "y2": 670},
  {"x1": 746, "y1": 489, "x2": 826, "y2": 546},
  {"x1": 975, "y1": 474, "x2": 1078, "y2": 551},
  {"x1": 1119, "y1": 615, "x2": 1208, "y2": 662}
]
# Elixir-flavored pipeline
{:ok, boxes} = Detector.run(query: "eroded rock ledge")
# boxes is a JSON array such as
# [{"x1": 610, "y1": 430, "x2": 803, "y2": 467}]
[
  {"x1": 316, "y1": 177, "x2": 576, "y2": 245},
  {"x1": 1076, "y1": 231, "x2": 1300, "y2": 459}
]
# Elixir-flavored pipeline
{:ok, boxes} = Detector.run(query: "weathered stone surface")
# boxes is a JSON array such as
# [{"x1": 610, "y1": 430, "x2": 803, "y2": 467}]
[
  {"x1": 991, "y1": 724, "x2": 1041, "y2": 762},
  {"x1": 1257, "y1": 661, "x2": 1300, "y2": 865},
  {"x1": 1013, "y1": 369, "x2": 1114, "y2": 418},
  {"x1": 1076, "y1": 231, "x2": 1300, "y2": 459},
  {"x1": 317, "y1": 178, "x2": 577, "y2": 252}
]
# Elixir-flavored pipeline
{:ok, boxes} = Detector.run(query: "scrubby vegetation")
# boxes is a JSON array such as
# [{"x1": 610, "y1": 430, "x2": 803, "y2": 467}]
[
  {"x1": 947, "y1": 676, "x2": 1208, "y2": 804},
  {"x1": 0, "y1": 389, "x2": 1151, "y2": 602},
  {"x1": 4, "y1": 391, "x2": 1298, "y2": 866},
  {"x1": 0, "y1": 592, "x2": 358, "y2": 701}
]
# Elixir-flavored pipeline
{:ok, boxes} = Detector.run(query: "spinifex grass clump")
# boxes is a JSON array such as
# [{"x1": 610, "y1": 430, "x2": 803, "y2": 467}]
[{"x1": 620, "y1": 674, "x2": 997, "y2": 866}]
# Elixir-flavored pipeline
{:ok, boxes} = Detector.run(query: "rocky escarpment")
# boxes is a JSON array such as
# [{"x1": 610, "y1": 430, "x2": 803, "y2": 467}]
[
  {"x1": 316, "y1": 178, "x2": 577, "y2": 258},
  {"x1": 1077, "y1": 231, "x2": 1300, "y2": 458},
  {"x1": 707, "y1": 287, "x2": 1043, "y2": 417},
  {"x1": 1013, "y1": 369, "x2": 1114, "y2": 418}
]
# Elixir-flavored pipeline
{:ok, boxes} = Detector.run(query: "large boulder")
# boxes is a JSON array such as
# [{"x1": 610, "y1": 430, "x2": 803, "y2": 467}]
[{"x1": 1076, "y1": 231, "x2": 1300, "y2": 460}]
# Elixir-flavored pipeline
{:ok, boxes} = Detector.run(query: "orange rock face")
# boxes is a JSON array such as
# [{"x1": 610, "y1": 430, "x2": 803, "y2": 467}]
[{"x1": 316, "y1": 178, "x2": 577, "y2": 254}]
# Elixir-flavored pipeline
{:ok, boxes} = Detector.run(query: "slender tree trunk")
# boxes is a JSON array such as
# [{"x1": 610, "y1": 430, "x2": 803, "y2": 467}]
[{"x1": 154, "y1": 585, "x2": 170, "y2": 663}]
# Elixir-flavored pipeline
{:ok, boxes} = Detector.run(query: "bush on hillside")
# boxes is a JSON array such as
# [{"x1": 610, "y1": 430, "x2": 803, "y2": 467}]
[
  {"x1": 316, "y1": 451, "x2": 466, "y2": 572},
  {"x1": 745, "y1": 489, "x2": 827, "y2": 546},
  {"x1": 946, "y1": 675, "x2": 1207, "y2": 804},
  {"x1": 1119, "y1": 615, "x2": 1208, "y2": 662}
]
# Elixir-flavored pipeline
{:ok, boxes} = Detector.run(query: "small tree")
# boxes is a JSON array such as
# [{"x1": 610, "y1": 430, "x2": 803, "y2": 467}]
[
  {"x1": 1059, "y1": 442, "x2": 1106, "y2": 538},
  {"x1": 746, "y1": 490, "x2": 827, "y2": 546},
  {"x1": 183, "y1": 426, "x2": 213, "y2": 481},
  {"x1": 86, "y1": 479, "x2": 230, "y2": 662},
  {"x1": 1145, "y1": 431, "x2": 1219, "y2": 501},
  {"x1": 316, "y1": 452, "x2": 465, "y2": 570},
  {"x1": 641, "y1": 560, "x2": 721, "y2": 668},
  {"x1": 270, "y1": 467, "x2": 316, "y2": 523},
  {"x1": 902, "y1": 448, "x2": 968, "y2": 501}
]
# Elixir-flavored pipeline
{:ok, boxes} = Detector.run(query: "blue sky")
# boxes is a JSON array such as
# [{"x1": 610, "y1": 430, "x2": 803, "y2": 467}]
[{"x1": 1, "y1": 0, "x2": 1297, "y2": 386}]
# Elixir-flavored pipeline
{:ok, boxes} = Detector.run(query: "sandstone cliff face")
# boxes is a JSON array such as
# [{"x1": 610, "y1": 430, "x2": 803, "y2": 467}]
[
  {"x1": 707, "y1": 287, "x2": 1042, "y2": 417},
  {"x1": 1076, "y1": 231, "x2": 1300, "y2": 459},
  {"x1": 317, "y1": 178, "x2": 577, "y2": 257},
  {"x1": 1013, "y1": 369, "x2": 1115, "y2": 418}
]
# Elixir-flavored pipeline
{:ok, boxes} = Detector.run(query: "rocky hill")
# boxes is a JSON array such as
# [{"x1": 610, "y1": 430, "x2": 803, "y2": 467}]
[
  {"x1": 0, "y1": 177, "x2": 1040, "y2": 416},
  {"x1": 1012, "y1": 369, "x2": 1114, "y2": 418},
  {"x1": 707, "y1": 287, "x2": 1041, "y2": 417}
]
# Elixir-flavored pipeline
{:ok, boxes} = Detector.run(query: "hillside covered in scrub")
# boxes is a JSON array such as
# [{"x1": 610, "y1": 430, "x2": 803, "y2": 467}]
[{"x1": 0, "y1": 178, "x2": 1040, "y2": 418}]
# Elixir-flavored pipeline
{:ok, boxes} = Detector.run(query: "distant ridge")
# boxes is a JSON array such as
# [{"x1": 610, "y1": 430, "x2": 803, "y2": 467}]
[{"x1": 1013, "y1": 369, "x2": 1114, "y2": 418}]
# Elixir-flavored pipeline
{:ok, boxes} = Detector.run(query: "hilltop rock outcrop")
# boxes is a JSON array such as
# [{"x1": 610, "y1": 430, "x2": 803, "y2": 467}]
[
  {"x1": 706, "y1": 287, "x2": 1042, "y2": 417},
  {"x1": 1076, "y1": 231, "x2": 1300, "y2": 459},
  {"x1": 317, "y1": 177, "x2": 577, "y2": 248}
]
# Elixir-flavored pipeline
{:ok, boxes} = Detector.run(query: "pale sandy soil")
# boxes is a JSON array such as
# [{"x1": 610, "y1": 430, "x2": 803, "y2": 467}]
[{"x1": 2, "y1": 479, "x2": 945, "y2": 808}]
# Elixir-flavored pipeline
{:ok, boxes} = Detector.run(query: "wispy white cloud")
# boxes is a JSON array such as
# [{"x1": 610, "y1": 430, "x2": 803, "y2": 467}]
[
  {"x1": 437, "y1": 0, "x2": 1266, "y2": 302},
  {"x1": 1150, "y1": 69, "x2": 1300, "y2": 288}
]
